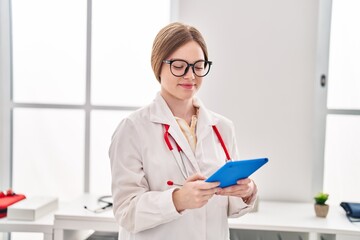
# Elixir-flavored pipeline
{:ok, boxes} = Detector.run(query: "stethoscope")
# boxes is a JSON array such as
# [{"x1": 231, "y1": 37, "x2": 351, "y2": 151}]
[
  {"x1": 163, "y1": 124, "x2": 231, "y2": 180},
  {"x1": 84, "y1": 195, "x2": 113, "y2": 213}
]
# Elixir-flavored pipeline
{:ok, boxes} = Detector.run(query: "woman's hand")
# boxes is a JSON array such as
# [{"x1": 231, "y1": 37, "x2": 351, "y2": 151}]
[
  {"x1": 216, "y1": 178, "x2": 257, "y2": 203},
  {"x1": 172, "y1": 173, "x2": 220, "y2": 212}
]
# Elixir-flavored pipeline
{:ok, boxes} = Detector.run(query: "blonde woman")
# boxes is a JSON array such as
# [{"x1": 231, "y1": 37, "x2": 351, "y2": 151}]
[{"x1": 109, "y1": 22, "x2": 257, "y2": 240}]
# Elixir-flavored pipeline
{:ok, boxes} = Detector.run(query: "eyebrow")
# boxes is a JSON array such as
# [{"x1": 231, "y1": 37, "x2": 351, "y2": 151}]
[{"x1": 168, "y1": 58, "x2": 206, "y2": 63}]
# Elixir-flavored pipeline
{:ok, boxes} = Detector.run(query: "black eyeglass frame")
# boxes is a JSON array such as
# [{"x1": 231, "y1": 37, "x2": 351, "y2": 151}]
[{"x1": 162, "y1": 59, "x2": 213, "y2": 77}]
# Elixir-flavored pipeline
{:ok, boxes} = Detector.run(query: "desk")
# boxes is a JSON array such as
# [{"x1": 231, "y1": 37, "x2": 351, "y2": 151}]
[
  {"x1": 229, "y1": 201, "x2": 360, "y2": 239},
  {"x1": 53, "y1": 195, "x2": 360, "y2": 240},
  {"x1": 53, "y1": 194, "x2": 117, "y2": 240},
  {"x1": 0, "y1": 212, "x2": 54, "y2": 240}
]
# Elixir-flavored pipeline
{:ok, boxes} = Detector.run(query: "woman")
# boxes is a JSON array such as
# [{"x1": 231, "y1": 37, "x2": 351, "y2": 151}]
[{"x1": 109, "y1": 22, "x2": 257, "y2": 240}]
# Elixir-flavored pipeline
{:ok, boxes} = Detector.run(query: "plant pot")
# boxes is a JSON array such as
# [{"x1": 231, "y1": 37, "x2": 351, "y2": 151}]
[{"x1": 314, "y1": 203, "x2": 329, "y2": 218}]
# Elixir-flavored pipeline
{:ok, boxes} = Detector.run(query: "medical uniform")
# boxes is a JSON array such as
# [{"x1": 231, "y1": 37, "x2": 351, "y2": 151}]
[{"x1": 109, "y1": 93, "x2": 256, "y2": 240}]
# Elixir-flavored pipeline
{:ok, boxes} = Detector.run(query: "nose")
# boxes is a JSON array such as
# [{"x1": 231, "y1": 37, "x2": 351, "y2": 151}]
[{"x1": 183, "y1": 66, "x2": 195, "y2": 80}]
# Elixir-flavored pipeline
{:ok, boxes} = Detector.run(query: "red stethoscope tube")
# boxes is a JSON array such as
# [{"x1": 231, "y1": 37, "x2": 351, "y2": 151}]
[
  {"x1": 164, "y1": 124, "x2": 231, "y2": 184},
  {"x1": 163, "y1": 124, "x2": 231, "y2": 161},
  {"x1": 211, "y1": 125, "x2": 231, "y2": 161},
  {"x1": 164, "y1": 124, "x2": 182, "y2": 152}
]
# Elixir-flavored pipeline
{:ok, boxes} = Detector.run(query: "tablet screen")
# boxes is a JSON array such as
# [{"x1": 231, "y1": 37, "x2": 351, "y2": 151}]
[{"x1": 205, "y1": 158, "x2": 268, "y2": 188}]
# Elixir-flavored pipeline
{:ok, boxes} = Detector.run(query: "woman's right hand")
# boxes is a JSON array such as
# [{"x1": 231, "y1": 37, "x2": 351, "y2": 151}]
[{"x1": 172, "y1": 173, "x2": 220, "y2": 212}]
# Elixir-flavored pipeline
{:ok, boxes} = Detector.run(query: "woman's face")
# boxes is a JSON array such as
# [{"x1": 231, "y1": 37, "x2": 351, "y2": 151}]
[{"x1": 159, "y1": 41, "x2": 205, "y2": 102}]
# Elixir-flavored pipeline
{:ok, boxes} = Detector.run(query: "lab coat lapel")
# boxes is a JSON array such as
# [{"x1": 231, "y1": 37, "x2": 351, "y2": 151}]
[
  {"x1": 167, "y1": 125, "x2": 200, "y2": 173},
  {"x1": 149, "y1": 93, "x2": 175, "y2": 126},
  {"x1": 149, "y1": 93, "x2": 201, "y2": 174},
  {"x1": 195, "y1": 98, "x2": 219, "y2": 145}
]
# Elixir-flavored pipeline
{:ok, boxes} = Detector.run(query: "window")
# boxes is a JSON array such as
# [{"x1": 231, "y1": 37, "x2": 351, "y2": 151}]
[
  {"x1": 12, "y1": 0, "x2": 87, "y2": 104},
  {"x1": 323, "y1": 0, "x2": 360, "y2": 204},
  {"x1": 91, "y1": 0, "x2": 164, "y2": 106},
  {"x1": 7, "y1": 0, "x2": 171, "y2": 202}
]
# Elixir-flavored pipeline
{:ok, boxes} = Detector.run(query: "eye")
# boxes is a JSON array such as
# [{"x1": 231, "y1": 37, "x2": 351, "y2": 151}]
[
  {"x1": 173, "y1": 64, "x2": 185, "y2": 69},
  {"x1": 194, "y1": 62, "x2": 205, "y2": 70},
  {"x1": 172, "y1": 61, "x2": 187, "y2": 69}
]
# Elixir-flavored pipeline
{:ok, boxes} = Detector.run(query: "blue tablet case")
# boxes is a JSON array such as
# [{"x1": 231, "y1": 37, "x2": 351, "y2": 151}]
[{"x1": 205, "y1": 158, "x2": 268, "y2": 188}]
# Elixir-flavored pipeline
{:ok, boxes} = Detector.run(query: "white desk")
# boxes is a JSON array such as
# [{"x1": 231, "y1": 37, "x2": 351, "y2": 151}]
[
  {"x1": 229, "y1": 201, "x2": 360, "y2": 239},
  {"x1": 52, "y1": 195, "x2": 360, "y2": 240},
  {"x1": 0, "y1": 212, "x2": 54, "y2": 240},
  {"x1": 53, "y1": 194, "x2": 117, "y2": 240}
]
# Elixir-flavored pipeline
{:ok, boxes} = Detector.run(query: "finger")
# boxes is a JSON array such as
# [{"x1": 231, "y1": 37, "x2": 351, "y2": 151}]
[
  {"x1": 236, "y1": 178, "x2": 251, "y2": 185},
  {"x1": 200, "y1": 187, "x2": 220, "y2": 196},
  {"x1": 195, "y1": 181, "x2": 220, "y2": 190},
  {"x1": 221, "y1": 184, "x2": 248, "y2": 192},
  {"x1": 217, "y1": 186, "x2": 250, "y2": 196},
  {"x1": 186, "y1": 173, "x2": 206, "y2": 182},
  {"x1": 221, "y1": 188, "x2": 252, "y2": 197},
  {"x1": 197, "y1": 191, "x2": 218, "y2": 203}
]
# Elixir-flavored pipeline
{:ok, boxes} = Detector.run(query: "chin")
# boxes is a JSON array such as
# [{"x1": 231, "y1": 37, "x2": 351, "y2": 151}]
[{"x1": 177, "y1": 91, "x2": 196, "y2": 100}]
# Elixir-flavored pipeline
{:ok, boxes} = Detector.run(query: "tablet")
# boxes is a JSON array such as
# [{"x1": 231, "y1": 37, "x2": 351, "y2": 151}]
[{"x1": 205, "y1": 158, "x2": 268, "y2": 188}]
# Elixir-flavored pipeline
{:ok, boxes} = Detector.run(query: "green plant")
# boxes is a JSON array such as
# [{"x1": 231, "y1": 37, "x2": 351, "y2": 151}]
[{"x1": 314, "y1": 192, "x2": 329, "y2": 205}]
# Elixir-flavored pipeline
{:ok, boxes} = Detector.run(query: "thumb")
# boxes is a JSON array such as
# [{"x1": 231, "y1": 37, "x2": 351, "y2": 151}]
[{"x1": 186, "y1": 173, "x2": 207, "y2": 183}]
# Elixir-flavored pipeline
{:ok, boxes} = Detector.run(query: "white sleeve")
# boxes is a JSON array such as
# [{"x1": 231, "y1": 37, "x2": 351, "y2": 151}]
[{"x1": 109, "y1": 118, "x2": 181, "y2": 233}]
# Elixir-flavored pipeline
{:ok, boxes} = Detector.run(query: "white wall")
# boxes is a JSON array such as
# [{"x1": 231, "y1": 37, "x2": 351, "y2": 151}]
[
  {"x1": 177, "y1": 0, "x2": 324, "y2": 202},
  {"x1": 0, "y1": 0, "x2": 325, "y2": 203}
]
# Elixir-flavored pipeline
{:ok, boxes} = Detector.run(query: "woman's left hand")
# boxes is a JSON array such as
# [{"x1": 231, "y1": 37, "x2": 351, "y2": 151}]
[{"x1": 216, "y1": 178, "x2": 256, "y2": 201}]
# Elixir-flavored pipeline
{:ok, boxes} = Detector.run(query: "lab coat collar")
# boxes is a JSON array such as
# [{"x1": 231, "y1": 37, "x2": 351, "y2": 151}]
[
  {"x1": 149, "y1": 93, "x2": 220, "y2": 175},
  {"x1": 149, "y1": 92, "x2": 219, "y2": 126},
  {"x1": 149, "y1": 93, "x2": 177, "y2": 125},
  {"x1": 194, "y1": 97, "x2": 220, "y2": 143}
]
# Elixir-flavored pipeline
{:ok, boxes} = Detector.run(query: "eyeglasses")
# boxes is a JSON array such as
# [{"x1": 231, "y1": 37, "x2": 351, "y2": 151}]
[{"x1": 162, "y1": 59, "x2": 212, "y2": 77}]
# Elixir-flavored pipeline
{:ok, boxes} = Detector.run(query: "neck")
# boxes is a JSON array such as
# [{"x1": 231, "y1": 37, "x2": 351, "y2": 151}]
[{"x1": 161, "y1": 93, "x2": 196, "y2": 124}]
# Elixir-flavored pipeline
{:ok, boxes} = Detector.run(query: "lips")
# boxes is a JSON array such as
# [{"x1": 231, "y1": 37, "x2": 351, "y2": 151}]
[{"x1": 178, "y1": 83, "x2": 195, "y2": 89}]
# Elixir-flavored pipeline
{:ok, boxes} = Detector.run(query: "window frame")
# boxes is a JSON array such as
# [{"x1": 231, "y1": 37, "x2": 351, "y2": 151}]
[
  {"x1": 0, "y1": 0, "x2": 12, "y2": 191},
  {"x1": 0, "y1": 0, "x2": 176, "y2": 194},
  {"x1": 322, "y1": 0, "x2": 360, "y2": 114},
  {"x1": 316, "y1": 0, "x2": 360, "y2": 201}
]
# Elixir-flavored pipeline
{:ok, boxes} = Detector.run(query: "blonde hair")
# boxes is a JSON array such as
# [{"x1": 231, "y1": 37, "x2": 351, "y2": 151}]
[{"x1": 151, "y1": 22, "x2": 209, "y2": 82}]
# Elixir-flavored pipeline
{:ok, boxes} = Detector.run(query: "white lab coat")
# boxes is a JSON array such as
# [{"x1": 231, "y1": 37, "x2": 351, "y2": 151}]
[{"x1": 109, "y1": 93, "x2": 255, "y2": 240}]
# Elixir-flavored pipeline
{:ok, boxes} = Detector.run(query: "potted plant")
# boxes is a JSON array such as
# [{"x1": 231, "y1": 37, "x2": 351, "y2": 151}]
[{"x1": 314, "y1": 192, "x2": 329, "y2": 217}]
